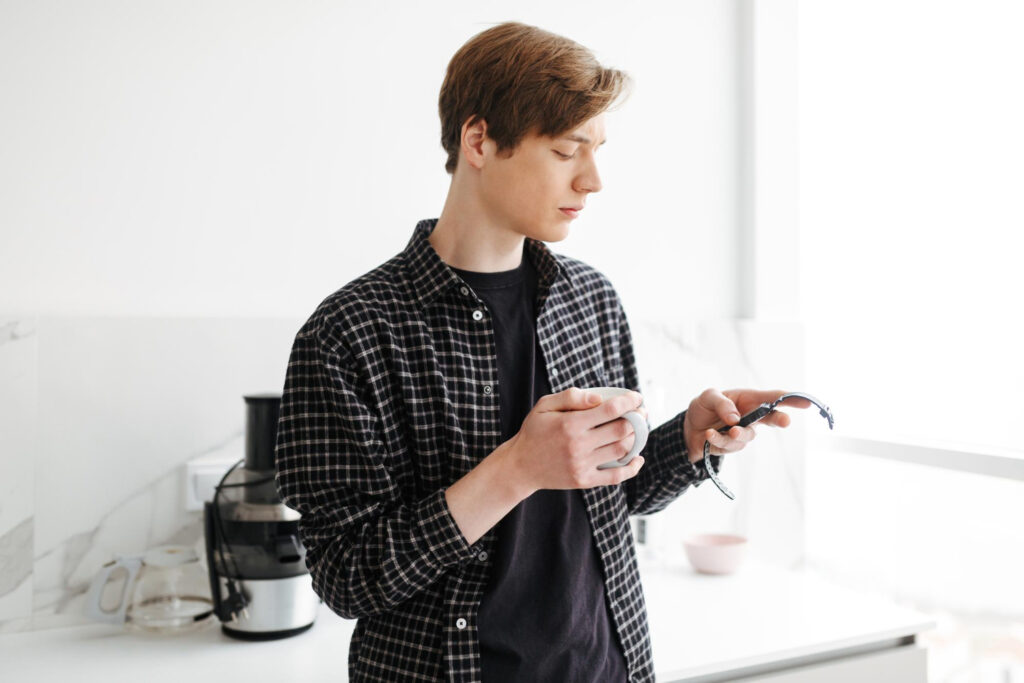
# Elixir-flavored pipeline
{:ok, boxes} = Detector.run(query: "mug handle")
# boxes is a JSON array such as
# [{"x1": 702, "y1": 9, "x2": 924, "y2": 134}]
[
  {"x1": 597, "y1": 410, "x2": 650, "y2": 470},
  {"x1": 83, "y1": 555, "x2": 143, "y2": 624}
]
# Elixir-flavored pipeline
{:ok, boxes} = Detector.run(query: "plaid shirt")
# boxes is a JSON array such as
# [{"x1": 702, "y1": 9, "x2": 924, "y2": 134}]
[{"x1": 274, "y1": 218, "x2": 723, "y2": 682}]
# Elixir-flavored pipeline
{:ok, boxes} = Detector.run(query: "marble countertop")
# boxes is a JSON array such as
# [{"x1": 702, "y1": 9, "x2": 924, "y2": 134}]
[{"x1": 0, "y1": 557, "x2": 935, "y2": 682}]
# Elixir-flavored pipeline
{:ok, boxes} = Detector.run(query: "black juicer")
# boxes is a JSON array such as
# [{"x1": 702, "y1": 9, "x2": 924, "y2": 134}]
[{"x1": 203, "y1": 393, "x2": 321, "y2": 640}]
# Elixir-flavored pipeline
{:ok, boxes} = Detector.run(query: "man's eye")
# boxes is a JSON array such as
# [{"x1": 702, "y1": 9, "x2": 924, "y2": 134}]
[{"x1": 554, "y1": 150, "x2": 576, "y2": 160}]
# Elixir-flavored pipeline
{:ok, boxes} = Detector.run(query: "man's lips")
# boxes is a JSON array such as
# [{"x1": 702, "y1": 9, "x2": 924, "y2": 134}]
[{"x1": 559, "y1": 206, "x2": 583, "y2": 218}]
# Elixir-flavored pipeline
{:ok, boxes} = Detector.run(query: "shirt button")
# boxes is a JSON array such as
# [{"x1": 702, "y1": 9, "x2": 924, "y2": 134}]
[
  {"x1": 456, "y1": 617, "x2": 467, "y2": 630},
  {"x1": 477, "y1": 551, "x2": 488, "y2": 562},
  {"x1": 472, "y1": 310, "x2": 484, "y2": 321},
  {"x1": 460, "y1": 286, "x2": 469, "y2": 296},
  {"x1": 483, "y1": 385, "x2": 493, "y2": 395},
  {"x1": 550, "y1": 367, "x2": 559, "y2": 378}
]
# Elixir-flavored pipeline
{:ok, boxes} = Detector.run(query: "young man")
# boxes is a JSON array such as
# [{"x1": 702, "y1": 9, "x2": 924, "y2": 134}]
[{"x1": 275, "y1": 21, "x2": 802, "y2": 682}]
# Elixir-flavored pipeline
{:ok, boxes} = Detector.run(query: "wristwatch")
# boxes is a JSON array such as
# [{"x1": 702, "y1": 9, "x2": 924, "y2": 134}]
[{"x1": 702, "y1": 391, "x2": 835, "y2": 500}]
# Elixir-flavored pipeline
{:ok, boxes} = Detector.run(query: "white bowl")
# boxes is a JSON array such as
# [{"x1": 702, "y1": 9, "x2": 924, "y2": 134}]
[{"x1": 682, "y1": 533, "x2": 748, "y2": 575}]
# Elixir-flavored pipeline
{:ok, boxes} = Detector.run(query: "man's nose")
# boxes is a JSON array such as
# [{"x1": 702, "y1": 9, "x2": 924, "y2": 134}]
[{"x1": 575, "y1": 160, "x2": 603, "y2": 194}]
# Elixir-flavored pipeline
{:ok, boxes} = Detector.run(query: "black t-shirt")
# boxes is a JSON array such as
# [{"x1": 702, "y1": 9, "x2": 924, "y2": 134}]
[{"x1": 450, "y1": 253, "x2": 628, "y2": 682}]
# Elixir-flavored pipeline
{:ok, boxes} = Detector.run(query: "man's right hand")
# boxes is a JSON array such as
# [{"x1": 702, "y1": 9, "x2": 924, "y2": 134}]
[{"x1": 499, "y1": 387, "x2": 647, "y2": 496}]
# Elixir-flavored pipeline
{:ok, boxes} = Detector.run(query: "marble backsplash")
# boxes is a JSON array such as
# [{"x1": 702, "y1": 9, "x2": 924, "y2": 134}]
[{"x1": 0, "y1": 314, "x2": 806, "y2": 634}]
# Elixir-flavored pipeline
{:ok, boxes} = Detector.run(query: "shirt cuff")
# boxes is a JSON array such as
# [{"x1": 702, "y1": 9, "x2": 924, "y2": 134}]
[{"x1": 417, "y1": 488, "x2": 483, "y2": 569}]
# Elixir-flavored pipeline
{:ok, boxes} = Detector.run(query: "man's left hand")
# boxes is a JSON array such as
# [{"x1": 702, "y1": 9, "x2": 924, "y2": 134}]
[{"x1": 682, "y1": 388, "x2": 812, "y2": 465}]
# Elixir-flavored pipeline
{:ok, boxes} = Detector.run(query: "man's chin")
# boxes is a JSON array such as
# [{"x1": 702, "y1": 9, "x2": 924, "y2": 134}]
[{"x1": 532, "y1": 222, "x2": 571, "y2": 243}]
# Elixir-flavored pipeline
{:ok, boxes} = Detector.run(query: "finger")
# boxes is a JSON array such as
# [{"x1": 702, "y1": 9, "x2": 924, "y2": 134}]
[
  {"x1": 705, "y1": 437, "x2": 746, "y2": 455},
  {"x1": 725, "y1": 389, "x2": 813, "y2": 411},
  {"x1": 590, "y1": 424, "x2": 640, "y2": 463},
  {"x1": 582, "y1": 392, "x2": 644, "y2": 430},
  {"x1": 602, "y1": 456, "x2": 645, "y2": 485},
  {"x1": 538, "y1": 387, "x2": 604, "y2": 413},
  {"x1": 763, "y1": 411, "x2": 792, "y2": 428},
  {"x1": 587, "y1": 415, "x2": 638, "y2": 452},
  {"x1": 700, "y1": 432, "x2": 727, "y2": 456},
  {"x1": 698, "y1": 388, "x2": 742, "y2": 426},
  {"x1": 626, "y1": 455, "x2": 645, "y2": 479},
  {"x1": 705, "y1": 426, "x2": 756, "y2": 451},
  {"x1": 705, "y1": 427, "x2": 726, "y2": 448}
]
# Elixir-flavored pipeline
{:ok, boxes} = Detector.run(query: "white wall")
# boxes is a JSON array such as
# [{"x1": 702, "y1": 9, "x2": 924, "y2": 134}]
[{"x1": 0, "y1": 0, "x2": 741, "y2": 322}]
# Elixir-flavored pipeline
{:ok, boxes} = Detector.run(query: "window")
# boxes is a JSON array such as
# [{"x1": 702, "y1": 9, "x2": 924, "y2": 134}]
[{"x1": 798, "y1": 0, "x2": 1024, "y2": 456}]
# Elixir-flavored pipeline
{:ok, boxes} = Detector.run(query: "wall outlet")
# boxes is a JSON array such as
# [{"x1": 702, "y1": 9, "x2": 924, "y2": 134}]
[{"x1": 183, "y1": 456, "x2": 240, "y2": 509}]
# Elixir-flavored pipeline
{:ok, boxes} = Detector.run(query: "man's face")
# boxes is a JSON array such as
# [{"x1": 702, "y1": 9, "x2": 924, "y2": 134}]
[{"x1": 478, "y1": 113, "x2": 606, "y2": 243}]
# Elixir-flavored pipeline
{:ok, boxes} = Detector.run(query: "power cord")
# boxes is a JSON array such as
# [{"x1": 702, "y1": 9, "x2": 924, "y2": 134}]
[{"x1": 210, "y1": 459, "x2": 277, "y2": 622}]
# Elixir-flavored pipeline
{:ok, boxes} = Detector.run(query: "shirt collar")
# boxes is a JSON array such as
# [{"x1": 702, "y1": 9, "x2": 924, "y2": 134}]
[{"x1": 402, "y1": 218, "x2": 569, "y2": 307}]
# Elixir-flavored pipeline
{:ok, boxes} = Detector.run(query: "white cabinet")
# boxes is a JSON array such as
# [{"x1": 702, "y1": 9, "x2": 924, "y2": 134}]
[{"x1": 741, "y1": 644, "x2": 928, "y2": 683}]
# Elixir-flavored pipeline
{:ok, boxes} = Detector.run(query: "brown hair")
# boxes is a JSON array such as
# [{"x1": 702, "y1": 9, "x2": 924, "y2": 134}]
[{"x1": 438, "y1": 21, "x2": 632, "y2": 174}]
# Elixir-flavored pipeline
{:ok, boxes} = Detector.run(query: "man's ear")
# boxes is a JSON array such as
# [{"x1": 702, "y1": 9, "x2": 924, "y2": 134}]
[{"x1": 460, "y1": 116, "x2": 489, "y2": 171}]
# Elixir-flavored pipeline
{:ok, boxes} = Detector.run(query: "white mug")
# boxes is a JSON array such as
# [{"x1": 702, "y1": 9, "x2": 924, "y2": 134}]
[{"x1": 580, "y1": 386, "x2": 650, "y2": 470}]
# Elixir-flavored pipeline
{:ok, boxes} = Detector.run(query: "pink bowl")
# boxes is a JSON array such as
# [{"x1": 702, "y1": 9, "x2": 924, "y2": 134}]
[{"x1": 683, "y1": 534, "x2": 748, "y2": 575}]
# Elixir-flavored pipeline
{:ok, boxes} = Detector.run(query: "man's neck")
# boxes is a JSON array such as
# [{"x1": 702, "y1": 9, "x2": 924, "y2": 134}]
[
  {"x1": 429, "y1": 183, "x2": 525, "y2": 273},
  {"x1": 429, "y1": 218, "x2": 525, "y2": 273}
]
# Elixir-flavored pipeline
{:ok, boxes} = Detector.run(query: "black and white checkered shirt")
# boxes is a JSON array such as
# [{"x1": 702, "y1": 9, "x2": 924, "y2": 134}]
[{"x1": 274, "y1": 218, "x2": 722, "y2": 682}]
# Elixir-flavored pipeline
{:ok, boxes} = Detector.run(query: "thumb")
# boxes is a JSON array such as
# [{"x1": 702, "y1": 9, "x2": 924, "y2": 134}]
[
  {"x1": 698, "y1": 388, "x2": 741, "y2": 425},
  {"x1": 541, "y1": 387, "x2": 602, "y2": 412}
]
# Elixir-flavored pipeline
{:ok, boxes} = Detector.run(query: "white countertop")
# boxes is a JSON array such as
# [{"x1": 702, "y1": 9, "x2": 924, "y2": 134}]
[
  {"x1": 642, "y1": 558, "x2": 935, "y2": 680},
  {"x1": 0, "y1": 558, "x2": 935, "y2": 682}
]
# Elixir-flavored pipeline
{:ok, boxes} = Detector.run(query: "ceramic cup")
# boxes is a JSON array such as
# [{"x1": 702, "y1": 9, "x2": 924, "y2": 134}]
[{"x1": 579, "y1": 386, "x2": 650, "y2": 470}]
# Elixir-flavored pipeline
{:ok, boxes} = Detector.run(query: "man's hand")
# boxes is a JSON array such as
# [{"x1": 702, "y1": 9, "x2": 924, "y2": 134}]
[
  {"x1": 447, "y1": 387, "x2": 650, "y2": 546},
  {"x1": 500, "y1": 387, "x2": 649, "y2": 496},
  {"x1": 682, "y1": 388, "x2": 812, "y2": 464}
]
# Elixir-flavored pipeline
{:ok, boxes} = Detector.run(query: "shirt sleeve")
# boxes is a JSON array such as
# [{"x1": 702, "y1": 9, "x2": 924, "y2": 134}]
[
  {"x1": 273, "y1": 329, "x2": 482, "y2": 620},
  {"x1": 615, "y1": 300, "x2": 726, "y2": 516}
]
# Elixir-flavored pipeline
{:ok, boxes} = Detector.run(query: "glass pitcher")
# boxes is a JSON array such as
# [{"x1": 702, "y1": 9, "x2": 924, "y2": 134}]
[{"x1": 84, "y1": 544, "x2": 215, "y2": 635}]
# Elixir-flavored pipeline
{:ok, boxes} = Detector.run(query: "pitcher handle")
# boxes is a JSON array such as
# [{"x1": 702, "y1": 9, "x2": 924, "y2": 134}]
[{"x1": 83, "y1": 555, "x2": 143, "y2": 624}]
